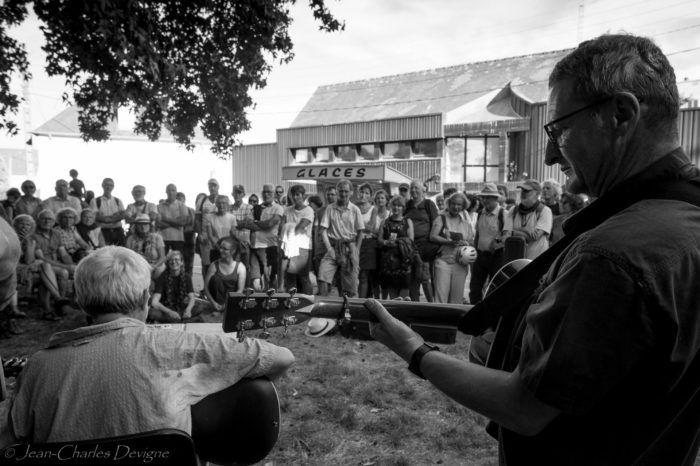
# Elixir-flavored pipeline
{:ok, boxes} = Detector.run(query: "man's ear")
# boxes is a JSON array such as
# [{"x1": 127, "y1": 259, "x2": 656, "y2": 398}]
[{"x1": 611, "y1": 92, "x2": 641, "y2": 137}]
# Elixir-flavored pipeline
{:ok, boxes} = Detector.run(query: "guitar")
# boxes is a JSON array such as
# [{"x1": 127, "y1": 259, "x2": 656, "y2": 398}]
[
  {"x1": 222, "y1": 259, "x2": 530, "y2": 341},
  {"x1": 1, "y1": 359, "x2": 279, "y2": 466}
]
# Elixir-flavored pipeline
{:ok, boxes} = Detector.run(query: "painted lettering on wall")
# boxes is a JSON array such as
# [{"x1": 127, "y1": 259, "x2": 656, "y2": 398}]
[{"x1": 295, "y1": 167, "x2": 367, "y2": 179}]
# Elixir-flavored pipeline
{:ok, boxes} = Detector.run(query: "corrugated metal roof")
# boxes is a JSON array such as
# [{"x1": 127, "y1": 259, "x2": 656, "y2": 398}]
[{"x1": 291, "y1": 49, "x2": 573, "y2": 128}]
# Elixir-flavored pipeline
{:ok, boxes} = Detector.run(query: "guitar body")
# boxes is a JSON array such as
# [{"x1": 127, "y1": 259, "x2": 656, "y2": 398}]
[{"x1": 192, "y1": 377, "x2": 280, "y2": 465}]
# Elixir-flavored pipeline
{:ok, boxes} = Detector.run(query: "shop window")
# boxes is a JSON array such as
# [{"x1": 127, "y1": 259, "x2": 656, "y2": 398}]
[
  {"x1": 314, "y1": 147, "x2": 332, "y2": 162},
  {"x1": 293, "y1": 148, "x2": 308, "y2": 164},
  {"x1": 336, "y1": 145, "x2": 357, "y2": 162},
  {"x1": 412, "y1": 140, "x2": 440, "y2": 158},
  {"x1": 382, "y1": 142, "x2": 411, "y2": 160},
  {"x1": 359, "y1": 144, "x2": 381, "y2": 161},
  {"x1": 445, "y1": 136, "x2": 500, "y2": 183}
]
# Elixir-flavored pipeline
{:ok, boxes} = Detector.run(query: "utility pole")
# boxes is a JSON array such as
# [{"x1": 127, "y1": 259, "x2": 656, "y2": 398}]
[{"x1": 577, "y1": 1, "x2": 585, "y2": 44}]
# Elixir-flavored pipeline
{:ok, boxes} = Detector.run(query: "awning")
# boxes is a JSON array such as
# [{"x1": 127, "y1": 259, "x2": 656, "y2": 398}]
[
  {"x1": 282, "y1": 163, "x2": 414, "y2": 184},
  {"x1": 444, "y1": 84, "x2": 530, "y2": 136}
]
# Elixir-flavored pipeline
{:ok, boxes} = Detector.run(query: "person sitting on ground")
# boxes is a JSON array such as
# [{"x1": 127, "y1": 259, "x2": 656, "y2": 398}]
[
  {"x1": 54, "y1": 208, "x2": 91, "y2": 264},
  {"x1": 32, "y1": 210, "x2": 75, "y2": 291},
  {"x1": 204, "y1": 237, "x2": 246, "y2": 312},
  {"x1": 76, "y1": 208, "x2": 105, "y2": 250},
  {"x1": 13, "y1": 214, "x2": 72, "y2": 321},
  {"x1": 377, "y1": 195, "x2": 414, "y2": 299},
  {"x1": 0, "y1": 245, "x2": 294, "y2": 445},
  {"x1": 14, "y1": 180, "x2": 42, "y2": 219},
  {"x1": 149, "y1": 250, "x2": 199, "y2": 323},
  {"x1": 202, "y1": 195, "x2": 237, "y2": 263},
  {"x1": 125, "y1": 213, "x2": 167, "y2": 280}
]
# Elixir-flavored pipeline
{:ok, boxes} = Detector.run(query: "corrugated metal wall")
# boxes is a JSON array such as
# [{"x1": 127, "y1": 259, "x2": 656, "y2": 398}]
[
  {"x1": 230, "y1": 143, "x2": 279, "y2": 192},
  {"x1": 680, "y1": 107, "x2": 700, "y2": 165}
]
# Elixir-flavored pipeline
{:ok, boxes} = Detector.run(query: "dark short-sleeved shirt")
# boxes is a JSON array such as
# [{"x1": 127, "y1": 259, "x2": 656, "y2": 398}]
[
  {"x1": 500, "y1": 152, "x2": 700, "y2": 465},
  {"x1": 405, "y1": 198, "x2": 438, "y2": 240},
  {"x1": 153, "y1": 272, "x2": 194, "y2": 312}
]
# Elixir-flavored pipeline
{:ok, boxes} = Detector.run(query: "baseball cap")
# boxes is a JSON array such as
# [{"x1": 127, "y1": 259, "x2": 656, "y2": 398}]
[
  {"x1": 399, "y1": 183, "x2": 410, "y2": 191},
  {"x1": 517, "y1": 179, "x2": 541, "y2": 193}
]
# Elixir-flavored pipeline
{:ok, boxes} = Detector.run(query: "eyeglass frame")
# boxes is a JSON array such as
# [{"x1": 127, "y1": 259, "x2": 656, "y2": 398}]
[{"x1": 543, "y1": 97, "x2": 613, "y2": 149}]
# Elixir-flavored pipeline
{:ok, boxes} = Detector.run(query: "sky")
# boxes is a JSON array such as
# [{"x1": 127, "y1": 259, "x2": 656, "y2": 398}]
[{"x1": 2, "y1": 0, "x2": 700, "y2": 194}]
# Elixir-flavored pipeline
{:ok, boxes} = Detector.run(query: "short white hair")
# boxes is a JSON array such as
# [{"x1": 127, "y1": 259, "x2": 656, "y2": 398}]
[{"x1": 75, "y1": 246, "x2": 151, "y2": 316}]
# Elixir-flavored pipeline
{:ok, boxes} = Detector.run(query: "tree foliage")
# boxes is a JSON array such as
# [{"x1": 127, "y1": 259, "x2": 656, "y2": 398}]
[{"x1": 0, "y1": 0, "x2": 343, "y2": 157}]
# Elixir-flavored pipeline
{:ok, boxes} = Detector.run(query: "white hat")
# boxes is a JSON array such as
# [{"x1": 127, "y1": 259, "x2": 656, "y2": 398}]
[
  {"x1": 457, "y1": 245, "x2": 478, "y2": 266},
  {"x1": 304, "y1": 318, "x2": 336, "y2": 337}
]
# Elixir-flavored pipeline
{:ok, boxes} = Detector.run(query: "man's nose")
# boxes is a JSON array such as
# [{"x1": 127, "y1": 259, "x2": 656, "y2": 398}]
[{"x1": 544, "y1": 142, "x2": 561, "y2": 166}]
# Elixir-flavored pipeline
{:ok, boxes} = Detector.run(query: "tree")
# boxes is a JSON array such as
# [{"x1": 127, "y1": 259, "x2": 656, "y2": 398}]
[{"x1": 0, "y1": 0, "x2": 343, "y2": 158}]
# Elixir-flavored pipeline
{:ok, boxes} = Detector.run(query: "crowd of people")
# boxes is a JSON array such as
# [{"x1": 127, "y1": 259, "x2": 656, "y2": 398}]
[{"x1": 0, "y1": 163, "x2": 587, "y2": 337}]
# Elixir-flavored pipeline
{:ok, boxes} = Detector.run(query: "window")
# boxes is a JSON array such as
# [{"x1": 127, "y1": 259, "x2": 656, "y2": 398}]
[
  {"x1": 444, "y1": 136, "x2": 501, "y2": 183},
  {"x1": 359, "y1": 144, "x2": 381, "y2": 161},
  {"x1": 293, "y1": 148, "x2": 308, "y2": 164},
  {"x1": 382, "y1": 142, "x2": 411, "y2": 160},
  {"x1": 412, "y1": 140, "x2": 440, "y2": 158},
  {"x1": 314, "y1": 147, "x2": 332, "y2": 162},
  {"x1": 336, "y1": 145, "x2": 357, "y2": 162}
]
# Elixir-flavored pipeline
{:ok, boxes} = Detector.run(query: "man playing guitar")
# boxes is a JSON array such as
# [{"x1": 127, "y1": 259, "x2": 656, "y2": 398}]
[
  {"x1": 0, "y1": 245, "x2": 294, "y2": 459},
  {"x1": 367, "y1": 34, "x2": 700, "y2": 464}
]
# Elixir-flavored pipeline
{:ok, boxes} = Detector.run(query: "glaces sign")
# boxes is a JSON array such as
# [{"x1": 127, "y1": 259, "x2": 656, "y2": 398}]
[{"x1": 282, "y1": 165, "x2": 384, "y2": 181}]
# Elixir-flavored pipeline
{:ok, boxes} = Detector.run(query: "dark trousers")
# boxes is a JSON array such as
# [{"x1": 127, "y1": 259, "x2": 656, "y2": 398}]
[
  {"x1": 469, "y1": 249, "x2": 504, "y2": 304},
  {"x1": 183, "y1": 232, "x2": 196, "y2": 277},
  {"x1": 164, "y1": 241, "x2": 185, "y2": 254},
  {"x1": 101, "y1": 227, "x2": 125, "y2": 246}
]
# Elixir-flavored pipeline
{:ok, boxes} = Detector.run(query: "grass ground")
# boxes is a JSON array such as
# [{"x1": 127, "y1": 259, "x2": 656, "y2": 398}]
[{"x1": 0, "y1": 301, "x2": 499, "y2": 466}]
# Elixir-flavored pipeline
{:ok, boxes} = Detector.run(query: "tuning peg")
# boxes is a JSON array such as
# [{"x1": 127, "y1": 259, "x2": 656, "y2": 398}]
[
  {"x1": 240, "y1": 288, "x2": 256, "y2": 309},
  {"x1": 266, "y1": 288, "x2": 277, "y2": 297},
  {"x1": 263, "y1": 288, "x2": 278, "y2": 310},
  {"x1": 285, "y1": 287, "x2": 297, "y2": 309}
]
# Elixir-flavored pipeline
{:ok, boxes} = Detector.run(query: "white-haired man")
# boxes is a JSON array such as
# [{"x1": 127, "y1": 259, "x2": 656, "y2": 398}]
[
  {"x1": 541, "y1": 178, "x2": 562, "y2": 215},
  {"x1": 1, "y1": 246, "x2": 294, "y2": 445},
  {"x1": 41, "y1": 179, "x2": 82, "y2": 219},
  {"x1": 366, "y1": 34, "x2": 700, "y2": 463}
]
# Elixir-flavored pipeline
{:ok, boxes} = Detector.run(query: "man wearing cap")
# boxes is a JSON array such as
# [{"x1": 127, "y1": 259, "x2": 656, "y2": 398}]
[
  {"x1": 366, "y1": 34, "x2": 700, "y2": 464},
  {"x1": 89, "y1": 178, "x2": 126, "y2": 246},
  {"x1": 156, "y1": 184, "x2": 189, "y2": 254},
  {"x1": 469, "y1": 183, "x2": 507, "y2": 304},
  {"x1": 41, "y1": 180, "x2": 82, "y2": 219},
  {"x1": 237, "y1": 184, "x2": 284, "y2": 291},
  {"x1": 125, "y1": 185, "x2": 158, "y2": 229},
  {"x1": 231, "y1": 185, "x2": 253, "y2": 281},
  {"x1": 503, "y1": 179, "x2": 552, "y2": 260},
  {"x1": 14, "y1": 180, "x2": 42, "y2": 219}
]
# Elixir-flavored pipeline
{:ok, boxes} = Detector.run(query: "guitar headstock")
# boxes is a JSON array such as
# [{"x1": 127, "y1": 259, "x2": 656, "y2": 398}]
[
  {"x1": 222, "y1": 287, "x2": 315, "y2": 336},
  {"x1": 2, "y1": 356, "x2": 27, "y2": 378}
]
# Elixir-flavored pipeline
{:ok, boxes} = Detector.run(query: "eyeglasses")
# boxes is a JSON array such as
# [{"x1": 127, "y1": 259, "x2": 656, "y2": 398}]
[
  {"x1": 544, "y1": 97, "x2": 612, "y2": 148},
  {"x1": 275, "y1": 191, "x2": 283, "y2": 195}
]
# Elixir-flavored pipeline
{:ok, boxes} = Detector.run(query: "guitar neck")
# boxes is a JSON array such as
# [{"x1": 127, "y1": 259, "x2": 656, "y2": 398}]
[{"x1": 300, "y1": 297, "x2": 472, "y2": 330}]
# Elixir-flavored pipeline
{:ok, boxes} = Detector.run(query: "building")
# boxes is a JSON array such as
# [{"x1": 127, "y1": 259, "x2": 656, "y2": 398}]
[{"x1": 232, "y1": 49, "x2": 700, "y2": 197}]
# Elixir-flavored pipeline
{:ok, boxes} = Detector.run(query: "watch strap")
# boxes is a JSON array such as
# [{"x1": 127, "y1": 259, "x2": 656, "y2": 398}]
[{"x1": 408, "y1": 343, "x2": 440, "y2": 379}]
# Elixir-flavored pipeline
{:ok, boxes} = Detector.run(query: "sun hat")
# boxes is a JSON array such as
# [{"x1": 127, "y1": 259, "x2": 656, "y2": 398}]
[
  {"x1": 479, "y1": 183, "x2": 501, "y2": 198},
  {"x1": 457, "y1": 245, "x2": 478, "y2": 266},
  {"x1": 134, "y1": 213, "x2": 151, "y2": 224},
  {"x1": 304, "y1": 318, "x2": 337, "y2": 337}
]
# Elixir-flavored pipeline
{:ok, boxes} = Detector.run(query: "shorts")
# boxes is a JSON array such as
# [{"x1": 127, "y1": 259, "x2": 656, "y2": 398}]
[{"x1": 318, "y1": 243, "x2": 360, "y2": 297}]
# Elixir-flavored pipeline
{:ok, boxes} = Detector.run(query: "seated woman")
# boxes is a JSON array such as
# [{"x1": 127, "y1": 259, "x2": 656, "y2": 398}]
[
  {"x1": 377, "y1": 195, "x2": 415, "y2": 299},
  {"x1": 76, "y1": 208, "x2": 105, "y2": 250},
  {"x1": 125, "y1": 213, "x2": 166, "y2": 280},
  {"x1": 54, "y1": 208, "x2": 91, "y2": 264},
  {"x1": 149, "y1": 250, "x2": 200, "y2": 323},
  {"x1": 13, "y1": 214, "x2": 71, "y2": 320},
  {"x1": 204, "y1": 237, "x2": 246, "y2": 312}
]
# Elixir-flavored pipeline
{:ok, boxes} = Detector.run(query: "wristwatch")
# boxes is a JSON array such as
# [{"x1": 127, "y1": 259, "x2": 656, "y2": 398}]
[{"x1": 408, "y1": 343, "x2": 440, "y2": 379}]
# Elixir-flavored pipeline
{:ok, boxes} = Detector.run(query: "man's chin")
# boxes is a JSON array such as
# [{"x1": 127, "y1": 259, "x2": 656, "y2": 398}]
[{"x1": 565, "y1": 177, "x2": 587, "y2": 195}]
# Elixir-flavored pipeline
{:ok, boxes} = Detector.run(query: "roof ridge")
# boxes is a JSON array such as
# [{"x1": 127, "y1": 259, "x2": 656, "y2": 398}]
[{"x1": 315, "y1": 48, "x2": 574, "y2": 92}]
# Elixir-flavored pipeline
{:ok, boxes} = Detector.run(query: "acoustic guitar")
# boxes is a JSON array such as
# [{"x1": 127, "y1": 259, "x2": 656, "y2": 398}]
[{"x1": 221, "y1": 259, "x2": 530, "y2": 341}]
